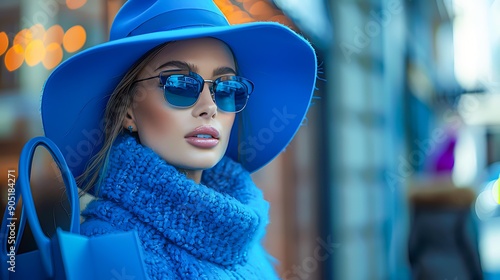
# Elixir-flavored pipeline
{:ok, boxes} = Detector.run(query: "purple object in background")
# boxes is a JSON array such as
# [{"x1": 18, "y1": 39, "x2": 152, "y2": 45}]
[{"x1": 433, "y1": 137, "x2": 457, "y2": 173}]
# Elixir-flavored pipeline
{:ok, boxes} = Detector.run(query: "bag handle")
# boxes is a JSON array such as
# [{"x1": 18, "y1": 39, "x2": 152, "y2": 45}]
[{"x1": 1, "y1": 136, "x2": 80, "y2": 278}]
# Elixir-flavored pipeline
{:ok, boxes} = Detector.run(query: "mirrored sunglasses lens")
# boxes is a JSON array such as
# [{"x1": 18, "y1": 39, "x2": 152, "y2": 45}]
[
  {"x1": 214, "y1": 80, "x2": 248, "y2": 112},
  {"x1": 163, "y1": 75, "x2": 201, "y2": 107}
]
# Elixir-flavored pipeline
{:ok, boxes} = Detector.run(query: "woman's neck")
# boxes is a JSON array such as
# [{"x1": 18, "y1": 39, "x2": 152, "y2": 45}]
[{"x1": 181, "y1": 169, "x2": 202, "y2": 183}]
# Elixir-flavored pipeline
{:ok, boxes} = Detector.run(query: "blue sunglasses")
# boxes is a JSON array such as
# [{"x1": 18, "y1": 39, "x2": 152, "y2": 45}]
[{"x1": 133, "y1": 69, "x2": 254, "y2": 113}]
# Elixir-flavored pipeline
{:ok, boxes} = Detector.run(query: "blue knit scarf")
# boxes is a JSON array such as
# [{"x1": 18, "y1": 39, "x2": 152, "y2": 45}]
[{"x1": 80, "y1": 134, "x2": 278, "y2": 279}]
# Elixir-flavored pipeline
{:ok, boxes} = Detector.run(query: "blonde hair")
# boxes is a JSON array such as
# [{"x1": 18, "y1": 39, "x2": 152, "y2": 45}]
[{"x1": 78, "y1": 43, "x2": 168, "y2": 195}]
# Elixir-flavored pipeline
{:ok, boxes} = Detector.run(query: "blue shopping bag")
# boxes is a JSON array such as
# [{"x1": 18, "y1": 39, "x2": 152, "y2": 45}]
[{"x1": 1, "y1": 137, "x2": 147, "y2": 280}]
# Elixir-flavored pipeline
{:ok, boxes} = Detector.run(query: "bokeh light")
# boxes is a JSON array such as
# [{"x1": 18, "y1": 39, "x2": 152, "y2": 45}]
[
  {"x1": 218, "y1": 3, "x2": 235, "y2": 15},
  {"x1": 43, "y1": 42, "x2": 63, "y2": 70},
  {"x1": 214, "y1": 0, "x2": 297, "y2": 29},
  {"x1": 226, "y1": 10, "x2": 253, "y2": 24},
  {"x1": 4, "y1": 44, "x2": 25, "y2": 72},
  {"x1": 2, "y1": 23, "x2": 87, "y2": 70},
  {"x1": 0, "y1": 0, "x2": 89, "y2": 70},
  {"x1": 29, "y1": 24, "x2": 45, "y2": 40},
  {"x1": 44, "y1": 25, "x2": 64, "y2": 45},
  {"x1": 63, "y1": 25, "x2": 86, "y2": 53},
  {"x1": 249, "y1": 1, "x2": 276, "y2": 20},
  {"x1": 14, "y1": 29, "x2": 32, "y2": 47},
  {"x1": 66, "y1": 0, "x2": 87, "y2": 10},
  {"x1": 269, "y1": 14, "x2": 293, "y2": 27},
  {"x1": 25, "y1": 39, "x2": 46, "y2": 66},
  {"x1": 0, "y1": 32, "x2": 8, "y2": 56}
]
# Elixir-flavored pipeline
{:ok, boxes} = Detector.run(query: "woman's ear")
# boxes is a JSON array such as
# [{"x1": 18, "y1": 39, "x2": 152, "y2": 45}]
[{"x1": 122, "y1": 107, "x2": 137, "y2": 132}]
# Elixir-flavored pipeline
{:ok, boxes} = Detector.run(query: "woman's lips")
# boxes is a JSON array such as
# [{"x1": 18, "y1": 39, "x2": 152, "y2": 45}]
[
  {"x1": 185, "y1": 137, "x2": 219, "y2": 148},
  {"x1": 185, "y1": 125, "x2": 220, "y2": 148}
]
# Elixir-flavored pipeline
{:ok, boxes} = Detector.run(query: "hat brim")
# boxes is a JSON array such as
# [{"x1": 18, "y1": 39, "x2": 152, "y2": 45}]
[{"x1": 41, "y1": 22, "x2": 317, "y2": 179}]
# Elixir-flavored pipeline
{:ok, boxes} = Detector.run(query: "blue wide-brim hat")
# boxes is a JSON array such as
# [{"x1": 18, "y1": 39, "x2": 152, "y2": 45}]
[{"x1": 41, "y1": 0, "x2": 317, "y2": 181}]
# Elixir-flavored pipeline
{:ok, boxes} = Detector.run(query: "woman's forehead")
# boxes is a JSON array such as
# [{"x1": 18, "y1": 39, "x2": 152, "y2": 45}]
[{"x1": 144, "y1": 38, "x2": 236, "y2": 75}]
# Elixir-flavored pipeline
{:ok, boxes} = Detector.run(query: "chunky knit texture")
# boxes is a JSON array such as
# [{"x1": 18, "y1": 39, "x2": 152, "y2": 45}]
[{"x1": 80, "y1": 134, "x2": 279, "y2": 279}]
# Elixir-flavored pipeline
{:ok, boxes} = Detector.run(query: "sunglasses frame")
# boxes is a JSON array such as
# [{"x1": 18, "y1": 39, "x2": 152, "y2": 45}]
[{"x1": 133, "y1": 69, "x2": 254, "y2": 113}]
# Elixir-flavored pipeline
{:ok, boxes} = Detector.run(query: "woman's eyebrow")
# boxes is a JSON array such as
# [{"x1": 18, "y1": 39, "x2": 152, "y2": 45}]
[
  {"x1": 213, "y1": 66, "x2": 236, "y2": 76},
  {"x1": 155, "y1": 60, "x2": 193, "y2": 71},
  {"x1": 155, "y1": 61, "x2": 236, "y2": 76}
]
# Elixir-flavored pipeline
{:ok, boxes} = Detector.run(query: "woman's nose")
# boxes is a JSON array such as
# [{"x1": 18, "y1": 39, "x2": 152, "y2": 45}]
[{"x1": 192, "y1": 83, "x2": 217, "y2": 119}]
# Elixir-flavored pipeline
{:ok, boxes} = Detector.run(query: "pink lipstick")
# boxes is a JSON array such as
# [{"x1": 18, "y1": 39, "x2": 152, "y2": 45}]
[{"x1": 184, "y1": 126, "x2": 220, "y2": 148}]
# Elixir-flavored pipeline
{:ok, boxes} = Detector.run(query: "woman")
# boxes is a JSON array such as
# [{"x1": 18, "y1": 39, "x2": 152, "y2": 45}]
[{"x1": 41, "y1": 0, "x2": 317, "y2": 279}]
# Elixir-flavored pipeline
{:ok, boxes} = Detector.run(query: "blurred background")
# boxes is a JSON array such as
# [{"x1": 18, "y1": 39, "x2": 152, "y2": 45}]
[{"x1": 1, "y1": 0, "x2": 500, "y2": 279}]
